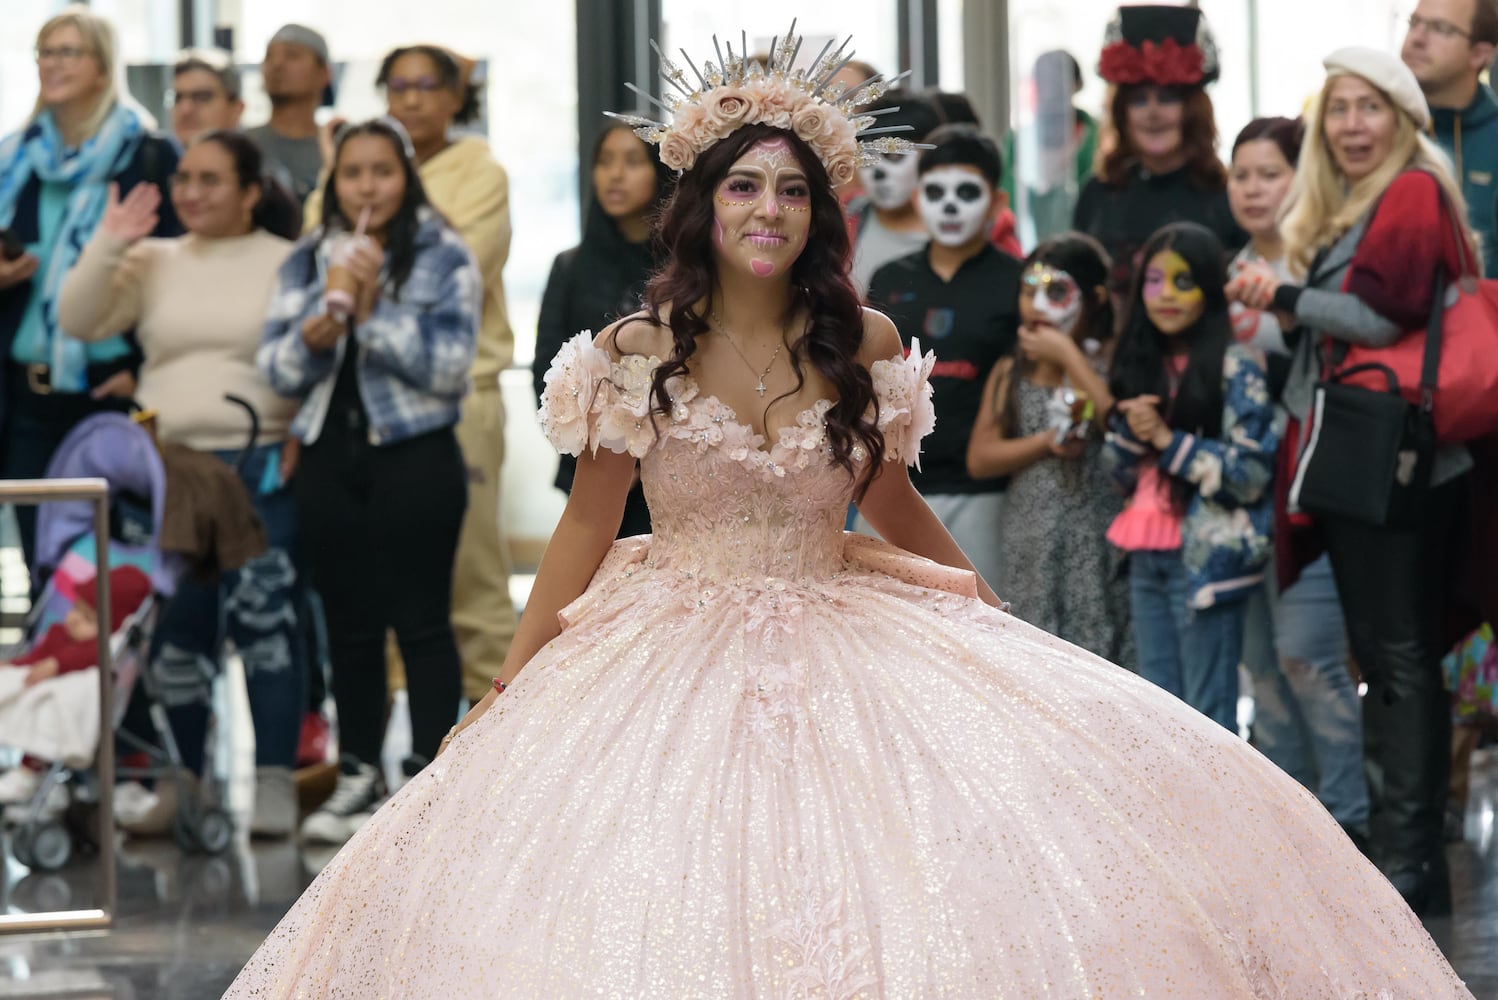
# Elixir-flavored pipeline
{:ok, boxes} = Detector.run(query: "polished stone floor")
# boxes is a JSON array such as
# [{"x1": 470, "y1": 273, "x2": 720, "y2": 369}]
[{"x1": 0, "y1": 748, "x2": 1495, "y2": 999}]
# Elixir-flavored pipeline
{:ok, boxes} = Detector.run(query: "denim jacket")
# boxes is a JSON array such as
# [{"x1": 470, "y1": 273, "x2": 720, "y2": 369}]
[
  {"x1": 1102, "y1": 343, "x2": 1277, "y2": 609},
  {"x1": 258, "y1": 206, "x2": 479, "y2": 446}
]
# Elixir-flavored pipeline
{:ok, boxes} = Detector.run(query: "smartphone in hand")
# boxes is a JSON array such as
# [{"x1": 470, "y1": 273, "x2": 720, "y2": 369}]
[{"x1": 0, "y1": 228, "x2": 25, "y2": 261}]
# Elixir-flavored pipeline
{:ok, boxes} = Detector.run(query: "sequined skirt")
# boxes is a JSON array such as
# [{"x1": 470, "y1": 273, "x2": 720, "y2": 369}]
[{"x1": 224, "y1": 536, "x2": 1470, "y2": 999}]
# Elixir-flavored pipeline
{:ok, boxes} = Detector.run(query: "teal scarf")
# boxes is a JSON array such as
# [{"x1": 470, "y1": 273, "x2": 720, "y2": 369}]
[{"x1": 0, "y1": 102, "x2": 144, "y2": 391}]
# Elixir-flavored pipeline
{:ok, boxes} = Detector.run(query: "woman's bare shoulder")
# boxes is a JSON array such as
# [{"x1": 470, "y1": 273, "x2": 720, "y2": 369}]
[
  {"x1": 597, "y1": 310, "x2": 675, "y2": 361},
  {"x1": 855, "y1": 307, "x2": 903, "y2": 369}
]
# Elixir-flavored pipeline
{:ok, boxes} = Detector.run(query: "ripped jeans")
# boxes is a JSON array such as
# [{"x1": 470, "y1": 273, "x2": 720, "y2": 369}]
[
  {"x1": 145, "y1": 443, "x2": 307, "y2": 773},
  {"x1": 1241, "y1": 554, "x2": 1369, "y2": 830}
]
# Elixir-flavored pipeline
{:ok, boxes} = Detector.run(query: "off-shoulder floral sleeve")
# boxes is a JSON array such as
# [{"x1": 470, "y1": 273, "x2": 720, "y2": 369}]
[
  {"x1": 537, "y1": 332, "x2": 661, "y2": 458},
  {"x1": 866, "y1": 338, "x2": 937, "y2": 469}
]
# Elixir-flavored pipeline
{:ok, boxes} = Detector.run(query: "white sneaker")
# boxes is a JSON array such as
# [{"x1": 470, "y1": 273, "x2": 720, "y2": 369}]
[
  {"x1": 300, "y1": 755, "x2": 385, "y2": 845},
  {"x1": 112, "y1": 781, "x2": 154, "y2": 820}
]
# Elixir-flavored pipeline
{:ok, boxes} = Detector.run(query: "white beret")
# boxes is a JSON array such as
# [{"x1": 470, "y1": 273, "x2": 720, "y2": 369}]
[{"x1": 1322, "y1": 46, "x2": 1431, "y2": 130}]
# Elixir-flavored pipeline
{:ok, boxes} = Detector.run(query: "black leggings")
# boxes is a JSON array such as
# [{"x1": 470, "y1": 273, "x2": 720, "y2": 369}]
[{"x1": 298, "y1": 425, "x2": 467, "y2": 766}]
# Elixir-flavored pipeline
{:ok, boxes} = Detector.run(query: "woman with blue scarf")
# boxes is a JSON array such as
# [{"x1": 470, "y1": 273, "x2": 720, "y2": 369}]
[{"x1": 0, "y1": 6, "x2": 181, "y2": 576}]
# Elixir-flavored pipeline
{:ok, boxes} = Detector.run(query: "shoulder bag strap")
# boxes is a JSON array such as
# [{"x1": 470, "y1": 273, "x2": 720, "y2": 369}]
[{"x1": 1421, "y1": 264, "x2": 1445, "y2": 413}]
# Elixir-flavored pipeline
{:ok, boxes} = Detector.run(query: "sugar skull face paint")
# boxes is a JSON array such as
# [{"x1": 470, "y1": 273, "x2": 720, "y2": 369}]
[
  {"x1": 712, "y1": 138, "x2": 812, "y2": 280},
  {"x1": 917, "y1": 166, "x2": 993, "y2": 247},
  {"x1": 1021, "y1": 263, "x2": 1083, "y2": 334},
  {"x1": 858, "y1": 150, "x2": 920, "y2": 211},
  {"x1": 1142, "y1": 249, "x2": 1204, "y2": 335}
]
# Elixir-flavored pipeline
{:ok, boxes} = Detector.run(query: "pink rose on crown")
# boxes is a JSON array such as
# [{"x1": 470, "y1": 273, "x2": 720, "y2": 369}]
[
  {"x1": 790, "y1": 102, "x2": 834, "y2": 146},
  {"x1": 823, "y1": 114, "x2": 857, "y2": 151},
  {"x1": 659, "y1": 132, "x2": 698, "y2": 171},
  {"x1": 671, "y1": 101, "x2": 708, "y2": 141},
  {"x1": 824, "y1": 152, "x2": 857, "y2": 187},
  {"x1": 702, "y1": 87, "x2": 759, "y2": 138},
  {"x1": 743, "y1": 77, "x2": 798, "y2": 130}
]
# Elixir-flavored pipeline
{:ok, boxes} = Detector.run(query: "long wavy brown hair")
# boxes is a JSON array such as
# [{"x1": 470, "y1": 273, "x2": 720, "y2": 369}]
[
  {"x1": 1094, "y1": 85, "x2": 1226, "y2": 190},
  {"x1": 636, "y1": 123, "x2": 885, "y2": 496}
]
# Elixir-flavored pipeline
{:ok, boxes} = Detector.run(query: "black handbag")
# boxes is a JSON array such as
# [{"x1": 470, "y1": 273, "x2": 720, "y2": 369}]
[{"x1": 1287, "y1": 269, "x2": 1444, "y2": 529}]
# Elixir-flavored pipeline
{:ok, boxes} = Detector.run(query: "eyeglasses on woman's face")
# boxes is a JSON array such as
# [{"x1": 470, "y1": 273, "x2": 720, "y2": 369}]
[{"x1": 34, "y1": 45, "x2": 91, "y2": 63}]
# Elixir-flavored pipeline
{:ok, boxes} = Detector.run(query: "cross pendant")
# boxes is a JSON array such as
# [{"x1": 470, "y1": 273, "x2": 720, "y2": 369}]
[{"x1": 755, "y1": 377, "x2": 768, "y2": 397}]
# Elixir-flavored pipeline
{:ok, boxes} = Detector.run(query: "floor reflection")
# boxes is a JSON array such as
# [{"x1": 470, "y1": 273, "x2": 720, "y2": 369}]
[{"x1": 1, "y1": 751, "x2": 1496, "y2": 998}]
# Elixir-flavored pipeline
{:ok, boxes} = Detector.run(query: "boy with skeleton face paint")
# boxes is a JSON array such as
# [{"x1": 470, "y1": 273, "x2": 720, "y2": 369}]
[
  {"x1": 861, "y1": 125, "x2": 1023, "y2": 589},
  {"x1": 847, "y1": 91, "x2": 944, "y2": 293}
]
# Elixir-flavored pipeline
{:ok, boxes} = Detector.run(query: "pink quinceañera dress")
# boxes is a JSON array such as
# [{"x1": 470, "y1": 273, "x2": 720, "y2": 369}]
[{"x1": 225, "y1": 333, "x2": 1470, "y2": 998}]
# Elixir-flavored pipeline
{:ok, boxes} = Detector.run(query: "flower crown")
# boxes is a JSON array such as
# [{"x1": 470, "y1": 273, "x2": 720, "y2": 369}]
[{"x1": 607, "y1": 22, "x2": 929, "y2": 187}]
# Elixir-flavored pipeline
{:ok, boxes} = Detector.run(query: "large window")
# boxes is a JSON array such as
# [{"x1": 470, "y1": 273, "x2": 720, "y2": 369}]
[{"x1": 660, "y1": 2, "x2": 901, "y2": 84}]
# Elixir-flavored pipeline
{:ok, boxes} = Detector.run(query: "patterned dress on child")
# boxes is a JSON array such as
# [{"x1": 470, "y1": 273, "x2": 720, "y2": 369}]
[{"x1": 998, "y1": 372, "x2": 1133, "y2": 667}]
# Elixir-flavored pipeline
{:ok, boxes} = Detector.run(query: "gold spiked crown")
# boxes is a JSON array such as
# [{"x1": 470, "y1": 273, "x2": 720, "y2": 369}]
[{"x1": 607, "y1": 21, "x2": 930, "y2": 186}]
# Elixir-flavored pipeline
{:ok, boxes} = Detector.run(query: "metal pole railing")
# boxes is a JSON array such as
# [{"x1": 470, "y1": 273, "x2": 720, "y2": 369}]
[{"x1": 0, "y1": 479, "x2": 116, "y2": 935}]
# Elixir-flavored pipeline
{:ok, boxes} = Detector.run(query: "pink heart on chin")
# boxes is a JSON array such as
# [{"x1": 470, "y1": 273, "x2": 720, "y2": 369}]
[{"x1": 750, "y1": 259, "x2": 775, "y2": 277}]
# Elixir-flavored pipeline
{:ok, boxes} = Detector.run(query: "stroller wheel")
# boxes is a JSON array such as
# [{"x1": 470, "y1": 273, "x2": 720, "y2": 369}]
[
  {"x1": 195, "y1": 808, "x2": 234, "y2": 855},
  {"x1": 11, "y1": 828, "x2": 35, "y2": 869},
  {"x1": 172, "y1": 810, "x2": 201, "y2": 853},
  {"x1": 27, "y1": 821, "x2": 72, "y2": 871}
]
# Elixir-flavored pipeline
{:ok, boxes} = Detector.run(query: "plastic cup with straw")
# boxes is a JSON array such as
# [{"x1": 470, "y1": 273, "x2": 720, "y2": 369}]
[{"x1": 323, "y1": 204, "x2": 372, "y2": 323}]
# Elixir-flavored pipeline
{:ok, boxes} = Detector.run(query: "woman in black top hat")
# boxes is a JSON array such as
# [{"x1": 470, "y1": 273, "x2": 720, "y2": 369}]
[{"x1": 1074, "y1": 4, "x2": 1244, "y2": 314}]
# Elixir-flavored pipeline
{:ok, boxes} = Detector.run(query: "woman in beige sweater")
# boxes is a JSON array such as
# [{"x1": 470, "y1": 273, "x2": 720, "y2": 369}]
[{"x1": 58, "y1": 130, "x2": 304, "y2": 838}]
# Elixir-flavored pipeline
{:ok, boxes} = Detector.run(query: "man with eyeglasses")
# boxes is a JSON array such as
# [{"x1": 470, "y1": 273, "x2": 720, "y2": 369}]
[
  {"x1": 170, "y1": 48, "x2": 244, "y2": 147},
  {"x1": 246, "y1": 24, "x2": 334, "y2": 204},
  {"x1": 1402, "y1": 0, "x2": 1498, "y2": 275}
]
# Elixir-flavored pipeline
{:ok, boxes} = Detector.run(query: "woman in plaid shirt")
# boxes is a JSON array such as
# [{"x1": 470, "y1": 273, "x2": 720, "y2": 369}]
[{"x1": 259, "y1": 117, "x2": 478, "y2": 845}]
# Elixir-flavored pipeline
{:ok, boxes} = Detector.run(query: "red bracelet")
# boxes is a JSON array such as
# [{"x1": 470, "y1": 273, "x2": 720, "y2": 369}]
[{"x1": 492, "y1": 678, "x2": 507, "y2": 694}]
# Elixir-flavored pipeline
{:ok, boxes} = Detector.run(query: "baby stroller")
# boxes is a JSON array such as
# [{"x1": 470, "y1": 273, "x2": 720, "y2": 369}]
[
  {"x1": 3, "y1": 403, "x2": 260, "y2": 869},
  {"x1": 1, "y1": 556, "x2": 158, "y2": 871}
]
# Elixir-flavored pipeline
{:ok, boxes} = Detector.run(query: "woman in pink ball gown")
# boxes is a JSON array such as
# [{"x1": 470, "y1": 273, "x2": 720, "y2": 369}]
[{"x1": 224, "y1": 34, "x2": 1471, "y2": 998}]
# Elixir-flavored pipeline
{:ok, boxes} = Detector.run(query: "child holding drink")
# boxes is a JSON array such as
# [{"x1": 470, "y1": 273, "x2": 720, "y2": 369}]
[{"x1": 258, "y1": 118, "x2": 478, "y2": 845}]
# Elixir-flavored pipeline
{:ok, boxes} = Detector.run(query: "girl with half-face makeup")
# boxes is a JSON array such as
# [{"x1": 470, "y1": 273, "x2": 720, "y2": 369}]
[
  {"x1": 226, "y1": 32, "x2": 1473, "y2": 1000},
  {"x1": 1104, "y1": 222, "x2": 1276, "y2": 732},
  {"x1": 966, "y1": 232, "x2": 1131, "y2": 665}
]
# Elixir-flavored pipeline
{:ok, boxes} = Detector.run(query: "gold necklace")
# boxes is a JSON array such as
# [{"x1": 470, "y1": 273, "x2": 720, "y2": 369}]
[{"x1": 711, "y1": 312, "x2": 783, "y2": 398}]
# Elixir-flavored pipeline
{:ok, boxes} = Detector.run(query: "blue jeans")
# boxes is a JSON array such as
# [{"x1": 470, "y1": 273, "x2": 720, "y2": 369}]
[
  {"x1": 1129, "y1": 549, "x2": 1243, "y2": 731},
  {"x1": 1241, "y1": 556, "x2": 1369, "y2": 829},
  {"x1": 147, "y1": 443, "x2": 307, "y2": 772}
]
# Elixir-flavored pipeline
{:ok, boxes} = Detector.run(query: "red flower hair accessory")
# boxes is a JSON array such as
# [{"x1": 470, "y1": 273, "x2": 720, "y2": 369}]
[{"x1": 1099, "y1": 38, "x2": 1206, "y2": 87}]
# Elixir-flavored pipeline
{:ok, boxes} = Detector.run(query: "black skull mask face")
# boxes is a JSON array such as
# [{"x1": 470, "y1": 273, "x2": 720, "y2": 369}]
[{"x1": 918, "y1": 167, "x2": 993, "y2": 246}]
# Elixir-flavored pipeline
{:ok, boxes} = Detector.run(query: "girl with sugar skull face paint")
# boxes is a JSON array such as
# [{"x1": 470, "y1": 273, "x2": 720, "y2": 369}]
[
  {"x1": 1023, "y1": 262, "x2": 1084, "y2": 334},
  {"x1": 967, "y1": 233, "x2": 1132, "y2": 665}
]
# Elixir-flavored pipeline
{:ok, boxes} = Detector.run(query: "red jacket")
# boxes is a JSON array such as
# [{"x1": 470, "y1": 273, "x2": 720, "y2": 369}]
[{"x1": 11, "y1": 624, "x2": 100, "y2": 676}]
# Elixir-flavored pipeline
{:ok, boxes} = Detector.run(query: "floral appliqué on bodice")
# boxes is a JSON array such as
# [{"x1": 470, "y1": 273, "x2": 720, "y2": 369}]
[{"x1": 538, "y1": 331, "x2": 936, "y2": 587}]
